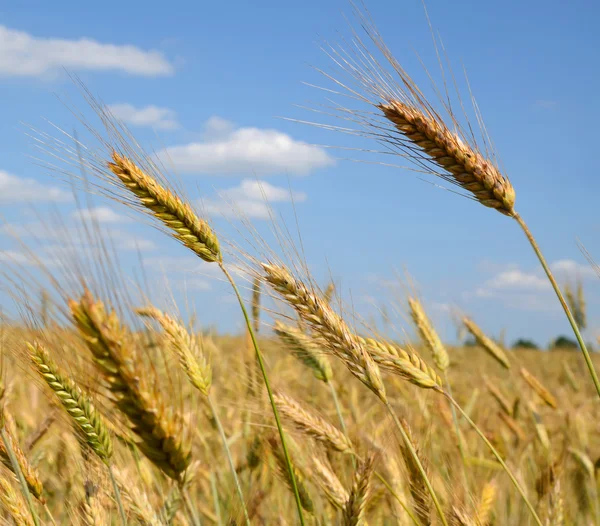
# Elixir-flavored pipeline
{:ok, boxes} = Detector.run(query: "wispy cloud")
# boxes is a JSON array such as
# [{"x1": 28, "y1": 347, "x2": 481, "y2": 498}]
[
  {"x1": 482, "y1": 269, "x2": 550, "y2": 292},
  {"x1": 71, "y1": 207, "x2": 130, "y2": 224},
  {"x1": 550, "y1": 259, "x2": 596, "y2": 279},
  {"x1": 107, "y1": 103, "x2": 179, "y2": 130},
  {"x1": 0, "y1": 221, "x2": 155, "y2": 252},
  {"x1": 159, "y1": 117, "x2": 334, "y2": 176},
  {"x1": 0, "y1": 25, "x2": 174, "y2": 78},
  {"x1": 472, "y1": 258, "x2": 595, "y2": 312},
  {"x1": 0, "y1": 170, "x2": 71, "y2": 203},
  {"x1": 202, "y1": 179, "x2": 306, "y2": 219}
]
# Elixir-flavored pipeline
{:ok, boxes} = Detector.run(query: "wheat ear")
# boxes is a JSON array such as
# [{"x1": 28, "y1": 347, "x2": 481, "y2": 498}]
[
  {"x1": 484, "y1": 376, "x2": 513, "y2": 417},
  {"x1": 398, "y1": 419, "x2": 431, "y2": 525},
  {"x1": 408, "y1": 297, "x2": 449, "y2": 371},
  {"x1": 0, "y1": 424, "x2": 44, "y2": 502},
  {"x1": 274, "y1": 392, "x2": 352, "y2": 453},
  {"x1": 361, "y1": 337, "x2": 442, "y2": 389},
  {"x1": 108, "y1": 151, "x2": 221, "y2": 263},
  {"x1": 69, "y1": 290, "x2": 191, "y2": 480},
  {"x1": 273, "y1": 321, "x2": 332, "y2": 382},
  {"x1": 520, "y1": 367, "x2": 557, "y2": 409},
  {"x1": 267, "y1": 436, "x2": 314, "y2": 514},
  {"x1": 311, "y1": 456, "x2": 349, "y2": 510},
  {"x1": 28, "y1": 342, "x2": 113, "y2": 462},
  {"x1": 0, "y1": 476, "x2": 35, "y2": 526},
  {"x1": 343, "y1": 453, "x2": 375, "y2": 526},
  {"x1": 320, "y1": 9, "x2": 600, "y2": 398},
  {"x1": 379, "y1": 101, "x2": 515, "y2": 215},
  {"x1": 262, "y1": 263, "x2": 386, "y2": 400},
  {"x1": 476, "y1": 480, "x2": 497, "y2": 526},
  {"x1": 137, "y1": 307, "x2": 212, "y2": 396},
  {"x1": 463, "y1": 318, "x2": 510, "y2": 369}
]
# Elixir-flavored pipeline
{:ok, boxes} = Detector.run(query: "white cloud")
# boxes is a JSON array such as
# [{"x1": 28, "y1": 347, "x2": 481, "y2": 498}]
[
  {"x1": 202, "y1": 179, "x2": 306, "y2": 220},
  {"x1": 72, "y1": 207, "x2": 130, "y2": 224},
  {"x1": 107, "y1": 103, "x2": 179, "y2": 130},
  {"x1": 0, "y1": 171, "x2": 71, "y2": 203},
  {"x1": 471, "y1": 259, "x2": 597, "y2": 312},
  {"x1": 159, "y1": 118, "x2": 334, "y2": 175},
  {"x1": 0, "y1": 221, "x2": 155, "y2": 252},
  {"x1": 0, "y1": 25, "x2": 174, "y2": 78},
  {"x1": 484, "y1": 270, "x2": 550, "y2": 291},
  {"x1": 550, "y1": 259, "x2": 596, "y2": 279}
]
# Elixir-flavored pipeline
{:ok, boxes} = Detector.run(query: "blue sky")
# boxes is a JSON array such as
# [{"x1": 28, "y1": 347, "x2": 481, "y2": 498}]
[{"x1": 0, "y1": 0, "x2": 598, "y2": 348}]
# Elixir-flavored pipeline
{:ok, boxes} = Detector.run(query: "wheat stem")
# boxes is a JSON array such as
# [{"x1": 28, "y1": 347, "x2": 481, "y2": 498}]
[
  {"x1": 207, "y1": 394, "x2": 250, "y2": 526},
  {"x1": 328, "y1": 381, "x2": 348, "y2": 439},
  {"x1": 107, "y1": 464, "x2": 128, "y2": 526},
  {"x1": 384, "y1": 402, "x2": 448, "y2": 526},
  {"x1": 210, "y1": 472, "x2": 222, "y2": 526},
  {"x1": 446, "y1": 394, "x2": 542, "y2": 526},
  {"x1": 0, "y1": 428, "x2": 40, "y2": 526},
  {"x1": 219, "y1": 263, "x2": 306, "y2": 526},
  {"x1": 181, "y1": 487, "x2": 202, "y2": 526},
  {"x1": 513, "y1": 212, "x2": 600, "y2": 398}
]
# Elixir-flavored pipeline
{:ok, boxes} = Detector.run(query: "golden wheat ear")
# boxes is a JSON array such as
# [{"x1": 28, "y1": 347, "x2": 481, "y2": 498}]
[
  {"x1": 69, "y1": 290, "x2": 191, "y2": 480},
  {"x1": 108, "y1": 151, "x2": 221, "y2": 263}
]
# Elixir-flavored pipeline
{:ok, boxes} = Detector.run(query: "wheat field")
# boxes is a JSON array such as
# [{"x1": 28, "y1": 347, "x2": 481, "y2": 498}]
[{"x1": 0, "y1": 4, "x2": 597, "y2": 526}]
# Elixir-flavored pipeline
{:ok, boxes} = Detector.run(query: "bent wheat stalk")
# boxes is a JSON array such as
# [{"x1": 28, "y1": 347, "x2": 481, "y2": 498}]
[
  {"x1": 262, "y1": 262, "x2": 448, "y2": 526},
  {"x1": 104, "y1": 150, "x2": 304, "y2": 525},
  {"x1": 314, "y1": 9, "x2": 600, "y2": 398},
  {"x1": 137, "y1": 306, "x2": 250, "y2": 526}
]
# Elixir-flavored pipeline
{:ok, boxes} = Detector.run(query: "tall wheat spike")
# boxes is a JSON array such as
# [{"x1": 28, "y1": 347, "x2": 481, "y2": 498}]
[
  {"x1": 137, "y1": 307, "x2": 212, "y2": 397},
  {"x1": 0, "y1": 476, "x2": 35, "y2": 526},
  {"x1": 311, "y1": 456, "x2": 349, "y2": 510},
  {"x1": 463, "y1": 318, "x2": 511, "y2": 370},
  {"x1": 274, "y1": 392, "x2": 353, "y2": 453},
  {"x1": 69, "y1": 289, "x2": 191, "y2": 480},
  {"x1": 108, "y1": 151, "x2": 221, "y2": 263},
  {"x1": 408, "y1": 297, "x2": 449, "y2": 371},
  {"x1": 343, "y1": 453, "x2": 375, "y2": 526},
  {"x1": 262, "y1": 262, "x2": 387, "y2": 401},
  {"x1": 0, "y1": 422, "x2": 45, "y2": 502},
  {"x1": 520, "y1": 368, "x2": 558, "y2": 409},
  {"x1": 273, "y1": 321, "x2": 332, "y2": 383}
]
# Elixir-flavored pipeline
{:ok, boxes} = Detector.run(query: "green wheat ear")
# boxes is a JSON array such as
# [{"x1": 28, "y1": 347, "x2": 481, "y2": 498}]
[{"x1": 28, "y1": 342, "x2": 113, "y2": 463}]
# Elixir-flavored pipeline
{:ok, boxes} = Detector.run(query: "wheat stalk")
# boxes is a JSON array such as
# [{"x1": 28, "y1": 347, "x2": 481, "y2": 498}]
[
  {"x1": 0, "y1": 424, "x2": 44, "y2": 503},
  {"x1": 267, "y1": 436, "x2": 314, "y2": 514}
]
